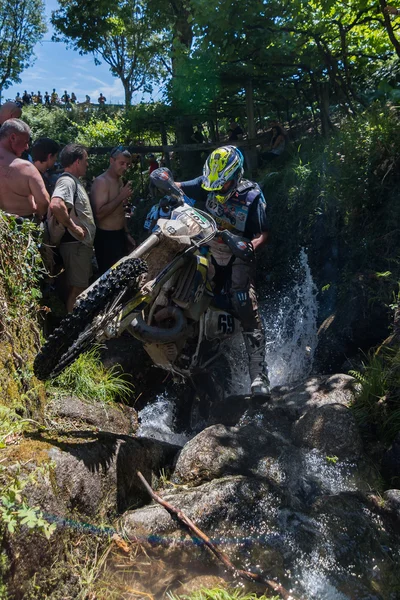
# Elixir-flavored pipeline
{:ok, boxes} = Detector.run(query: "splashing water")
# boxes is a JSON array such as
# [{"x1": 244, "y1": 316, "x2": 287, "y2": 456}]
[
  {"x1": 262, "y1": 248, "x2": 318, "y2": 387},
  {"x1": 137, "y1": 392, "x2": 189, "y2": 446}
]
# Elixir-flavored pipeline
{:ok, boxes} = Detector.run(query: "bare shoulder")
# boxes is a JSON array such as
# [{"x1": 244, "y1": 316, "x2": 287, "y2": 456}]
[
  {"x1": 12, "y1": 158, "x2": 41, "y2": 177},
  {"x1": 92, "y1": 172, "x2": 110, "y2": 187}
]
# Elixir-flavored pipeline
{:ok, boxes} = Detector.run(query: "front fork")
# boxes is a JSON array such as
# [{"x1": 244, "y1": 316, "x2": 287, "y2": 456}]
[{"x1": 76, "y1": 232, "x2": 161, "y2": 304}]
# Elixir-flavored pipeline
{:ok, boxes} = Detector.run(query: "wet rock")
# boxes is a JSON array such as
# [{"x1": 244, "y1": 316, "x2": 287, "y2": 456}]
[
  {"x1": 18, "y1": 432, "x2": 180, "y2": 520},
  {"x1": 382, "y1": 433, "x2": 400, "y2": 487},
  {"x1": 172, "y1": 423, "x2": 290, "y2": 486},
  {"x1": 121, "y1": 475, "x2": 285, "y2": 580},
  {"x1": 48, "y1": 395, "x2": 138, "y2": 434},
  {"x1": 384, "y1": 490, "x2": 400, "y2": 521},
  {"x1": 292, "y1": 402, "x2": 363, "y2": 459},
  {"x1": 276, "y1": 373, "x2": 357, "y2": 420},
  {"x1": 121, "y1": 476, "x2": 400, "y2": 598}
]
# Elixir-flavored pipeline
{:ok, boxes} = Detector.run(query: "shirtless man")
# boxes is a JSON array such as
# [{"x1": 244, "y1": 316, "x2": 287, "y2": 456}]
[
  {"x1": 0, "y1": 119, "x2": 49, "y2": 219},
  {"x1": 90, "y1": 147, "x2": 134, "y2": 274},
  {"x1": 0, "y1": 102, "x2": 22, "y2": 126}
]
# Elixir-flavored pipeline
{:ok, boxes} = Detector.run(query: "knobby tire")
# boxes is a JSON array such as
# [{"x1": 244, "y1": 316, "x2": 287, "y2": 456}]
[{"x1": 34, "y1": 258, "x2": 147, "y2": 380}]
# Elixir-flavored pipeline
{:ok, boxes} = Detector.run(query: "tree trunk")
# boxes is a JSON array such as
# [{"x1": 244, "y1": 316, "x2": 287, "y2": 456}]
[
  {"x1": 123, "y1": 81, "x2": 132, "y2": 107},
  {"x1": 380, "y1": 0, "x2": 400, "y2": 58}
]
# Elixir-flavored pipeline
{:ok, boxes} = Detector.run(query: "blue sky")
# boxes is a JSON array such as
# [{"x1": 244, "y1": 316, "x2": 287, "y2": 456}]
[{"x1": 5, "y1": 0, "x2": 160, "y2": 105}]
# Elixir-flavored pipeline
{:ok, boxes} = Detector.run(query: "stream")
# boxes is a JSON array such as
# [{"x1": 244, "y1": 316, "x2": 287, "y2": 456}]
[{"x1": 101, "y1": 251, "x2": 400, "y2": 600}]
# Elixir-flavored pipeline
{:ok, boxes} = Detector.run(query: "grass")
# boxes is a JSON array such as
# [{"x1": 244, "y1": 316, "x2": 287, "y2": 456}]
[
  {"x1": 350, "y1": 347, "x2": 400, "y2": 443},
  {"x1": 49, "y1": 346, "x2": 134, "y2": 405},
  {"x1": 167, "y1": 588, "x2": 279, "y2": 600}
]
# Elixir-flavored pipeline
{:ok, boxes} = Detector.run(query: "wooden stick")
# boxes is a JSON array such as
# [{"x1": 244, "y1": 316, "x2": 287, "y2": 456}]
[{"x1": 137, "y1": 471, "x2": 300, "y2": 600}]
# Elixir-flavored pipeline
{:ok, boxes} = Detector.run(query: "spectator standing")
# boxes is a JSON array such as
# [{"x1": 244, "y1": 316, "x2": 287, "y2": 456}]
[
  {"x1": 90, "y1": 147, "x2": 134, "y2": 274},
  {"x1": 15, "y1": 92, "x2": 22, "y2": 105},
  {"x1": 147, "y1": 153, "x2": 159, "y2": 174},
  {"x1": 191, "y1": 124, "x2": 205, "y2": 144},
  {"x1": 51, "y1": 89, "x2": 58, "y2": 105},
  {"x1": 22, "y1": 91, "x2": 31, "y2": 106},
  {"x1": 32, "y1": 138, "x2": 60, "y2": 196},
  {"x1": 50, "y1": 144, "x2": 95, "y2": 311},
  {"x1": 71, "y1": 92, "x2": 77, "y2": 104},
  {"x1": 228, "y1": 120, "x2": 244, "y2": 142},
  {"x1": 98, "y1": 93, "x2": 106, "y2": 106},
  {"x1": 44, "y1": 92, "x2": 51, "y2": 106},
  {"x1": 0, "y1": 119, "x2": 49, "y2": 219},
  {"x1": 37, "y1": 91, "x2": 43, "y2": 105},
  {"x1": 85, "y1": 95, "x2": 91, "y2": 105},
  {"x1": 147, "y1": 153, "x2": 160, "y2": 200},
  {"x1": 61, "y1": 90, "x2": 70, "y2": 107},
  {"x1": 0, "y1": 102, "x2": 22, "y2": 127}
]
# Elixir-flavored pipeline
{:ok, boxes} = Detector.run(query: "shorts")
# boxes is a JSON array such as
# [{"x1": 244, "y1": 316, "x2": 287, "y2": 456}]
[
  {"x1": 59, "y1": 242, "x2": 93, "y2": 288},
  {"x1": 94, "y1": 228, "x2": 127, "y2": 275}
]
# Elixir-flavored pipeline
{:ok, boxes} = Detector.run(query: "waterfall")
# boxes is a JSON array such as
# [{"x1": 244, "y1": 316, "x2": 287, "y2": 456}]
[{"x1": 263, "y1": 247, "x2": 318, "y2": 387}]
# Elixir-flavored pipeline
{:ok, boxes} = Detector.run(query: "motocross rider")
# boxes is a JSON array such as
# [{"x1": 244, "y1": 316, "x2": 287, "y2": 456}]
[{"x1": 177, "y1": 145, "x2": 270, "y2": 397}]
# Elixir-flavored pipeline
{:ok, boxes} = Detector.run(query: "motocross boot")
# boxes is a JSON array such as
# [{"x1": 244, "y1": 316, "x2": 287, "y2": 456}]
[{"x1": 243, "y1": 329, "x2": 271, "y2": 397}]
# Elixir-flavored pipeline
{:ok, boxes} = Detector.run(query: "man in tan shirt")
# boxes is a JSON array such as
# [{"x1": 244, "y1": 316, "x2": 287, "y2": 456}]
[
  {"x1": 0, "y1": 119, "x2": 49, "y2": 219},
  {"x1": 90, "y1": 146, "x2": 134, "y2": 274},
  {"x1": 50, "y1": 144, "x2": 95, "y2": 311}
]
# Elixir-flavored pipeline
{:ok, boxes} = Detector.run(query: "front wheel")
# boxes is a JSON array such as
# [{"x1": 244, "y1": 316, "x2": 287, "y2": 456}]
[{"x1": 34, "y1": 258, "x2": 147, "y2": 380}]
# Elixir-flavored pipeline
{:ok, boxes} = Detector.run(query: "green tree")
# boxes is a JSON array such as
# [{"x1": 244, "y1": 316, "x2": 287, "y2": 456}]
[
  {"x1": 52, "y1": 0, "x2": 165, "y2": 106},
  {"x1": 0, "y1": 0, "x2": 46, "y2": 100}
]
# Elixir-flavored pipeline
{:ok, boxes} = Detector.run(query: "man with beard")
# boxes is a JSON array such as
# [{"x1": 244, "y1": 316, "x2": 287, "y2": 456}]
[{"x1": 90, "y1": 146, "x2": 134, "y2": 274}]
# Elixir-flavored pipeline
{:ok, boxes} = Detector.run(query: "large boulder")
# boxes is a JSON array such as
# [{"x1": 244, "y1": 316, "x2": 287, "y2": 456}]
[
  {"x1": 5, "y1": 432, "x2": 180, "y2": 520},
  {"x1": 47, "y1": 394, "x2": 138, "y2": 434},
  {"x1": 276, "y1": 373, "x2": 357, "y2": 420},
  {"x1": 292, "y1": 402, "x2": 363, "y2": 459},
  {"x1": 172, "y1": 423, "x2": 290, "y2": 486}
]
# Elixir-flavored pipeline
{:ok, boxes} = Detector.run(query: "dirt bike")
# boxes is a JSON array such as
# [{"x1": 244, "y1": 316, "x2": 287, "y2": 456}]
[{"x1": 33, "y1": 169, "x2": 255, "y2": 382}]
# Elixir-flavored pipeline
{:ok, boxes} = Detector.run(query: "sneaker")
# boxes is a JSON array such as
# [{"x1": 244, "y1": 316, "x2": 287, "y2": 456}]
[{"x1": 250, "y1": 375, "x2": 271, "y2": 397}]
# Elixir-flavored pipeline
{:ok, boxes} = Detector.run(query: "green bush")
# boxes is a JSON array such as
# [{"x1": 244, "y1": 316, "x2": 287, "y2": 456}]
[
  {"x1": 350, "y1": 345, "x2": 400, "y2": 443},
  {"x1": 22, "y1": 105, "x2": 80, "y2": 145}
]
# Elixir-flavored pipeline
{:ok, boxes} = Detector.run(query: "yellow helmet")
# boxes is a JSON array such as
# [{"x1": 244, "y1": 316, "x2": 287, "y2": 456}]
[{"x1": 202, "y1": 146, "x2": 244, "y2": 203}]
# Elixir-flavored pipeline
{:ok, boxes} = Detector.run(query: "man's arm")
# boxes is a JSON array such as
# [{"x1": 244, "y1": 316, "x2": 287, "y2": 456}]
[
  {"x1": 91, "y1": 177, "x2": 132, "y2": 221},
  {"x1": 27, "y1": 164, "x2": 50, "y2": 218},
  {"x1": 50, "y1": 197, "x2": 85, "y2": 240},
  {"x1": 252, "y1": 231, "x2": 268, "y2": 251}
]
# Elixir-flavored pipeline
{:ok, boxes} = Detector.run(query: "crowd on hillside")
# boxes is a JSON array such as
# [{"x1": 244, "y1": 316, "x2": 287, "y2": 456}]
[{"x1": 12, "y1": 90, "x2": 107, "y2": 108}]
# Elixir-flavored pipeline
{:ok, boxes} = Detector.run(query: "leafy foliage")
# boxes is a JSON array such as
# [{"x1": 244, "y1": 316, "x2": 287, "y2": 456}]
[
  {"x1": 350, "y1": 346, "x2": 400, "y2": 443},
  {"x1": 0, "y1": 463, "x2": 56, "y2": 539},
  {"x1": 0, "y1": 0, "x2": 46, "y2": 91},
  {"x1": 22, "y1": 105, "x2": 80, "y2": 146},
  {"x1": 0, "y1": 214, "x2": 44, "y2": 317},
  {"x1": 49, "y1": 346, "x2": 134, "y2": 404}
]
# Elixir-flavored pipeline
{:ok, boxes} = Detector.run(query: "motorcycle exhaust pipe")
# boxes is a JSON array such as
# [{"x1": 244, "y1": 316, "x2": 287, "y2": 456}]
[{"x1": 129, "y1": 306, "x2": 187, "y2": 344}]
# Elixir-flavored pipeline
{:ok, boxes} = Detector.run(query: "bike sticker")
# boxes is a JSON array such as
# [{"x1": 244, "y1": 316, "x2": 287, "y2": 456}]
[{"x1": 217, "y1": 313, "x2": 235, "y2": 334}]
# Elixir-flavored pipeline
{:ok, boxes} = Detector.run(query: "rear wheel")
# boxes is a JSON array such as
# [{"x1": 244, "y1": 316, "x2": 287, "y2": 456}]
[{"x1": 34, "y1": 258, "x2": 147, "y2": 380}]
